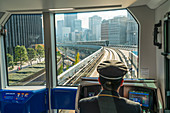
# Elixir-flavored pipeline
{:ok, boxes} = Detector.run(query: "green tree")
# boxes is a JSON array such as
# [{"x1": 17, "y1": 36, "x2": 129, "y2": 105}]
[
  {"x1": 58, "y1": 64, "x2": 63, "y2": 75},
  {"x1": 74, "y1": 52, "x2": 80, "y2": 65},
  {"x1": 57, "y1": 51, "x2": 61, "y2": 57},
  {"x1": 66, "y1": 65, "x2": 69, "y2": 70},
  {"x1": 27, "y1": 48, "x2": 36, "y2": 65},
  {"x1": 36, "y1": 44, "x2": 44, "y2": 62},
  {"x1": 15, "y1": 45, "x2": 28, "y2": 67},
  {"x1": 7, "y1": 53, "x2": 14, "y2": 68}
]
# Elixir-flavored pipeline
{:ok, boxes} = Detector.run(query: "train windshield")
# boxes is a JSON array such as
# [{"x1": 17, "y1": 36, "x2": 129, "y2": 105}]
[
  {"x1": 4, "y1": 10, "x2": 139, "y2": 86},
  {"x1": 5, "y1": 14, "x2": 46, "y2": 86},
  {"x1": 55, "y1": 9, "x2": 139, "y2": 86}
]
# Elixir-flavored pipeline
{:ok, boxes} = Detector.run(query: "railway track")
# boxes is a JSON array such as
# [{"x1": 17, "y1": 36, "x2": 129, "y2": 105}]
[
  {"x1": 61, "y1": 50, "x2": 104, "y2": 86},
  {"x1": 109, "y1": 49, "x2": 115, "y2": 60},
  {"x1": 111, "y1": 48, "x2": 124, "y2": 62},
  {"x1": 88, "y1": 48, "x2": 116, "y2": 77},
  {"x1": 111, "y1": 48, "x2": 138, "y2": 78},
  {"x1": 62, "y1": 47, "x2": 120, "y2": 85}
]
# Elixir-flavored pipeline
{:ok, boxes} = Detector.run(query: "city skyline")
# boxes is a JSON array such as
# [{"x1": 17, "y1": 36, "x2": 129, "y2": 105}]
[
  {"x1": 55, "y1": 10, "x2": 138, "y2": 45},
  {"x1": 55, "y1": 9, "x2": 127, "y2": 29}
]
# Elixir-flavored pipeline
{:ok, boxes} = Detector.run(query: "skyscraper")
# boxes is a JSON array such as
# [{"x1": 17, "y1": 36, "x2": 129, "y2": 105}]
[
  {"x1": 73, "y1": 19, "x2": 82, "y2": 32},
  {"x1": 126, "y1": 13, "x2": 138, "y2": 45},
  {"x1": 62, "y1": 27, "x2": 71, "y2": 43},
  {"x1": 82, "y1": 29, "x2": 92, "y2": 41},
  {"x1": 110, "y1": 16, "x2": 127, "y2": 45},
  {"x1": 101, "y1": 16, "x2": 127, "y2": 45},
  {"x1": 57, "y1": 20, "x2": 64, "y2": 43},
  {"x1": 89, "y1": 15, "x2": 102, "y2": 41},
  {"x1": 101, "y1": 20, "x2": 109, "y2": 41},
  {"x1": 5, "y1": 14, "x2": 43, "y2": 56},
  {"x1": 64, "y1": 13, "x2": 77, "y2": 32}
]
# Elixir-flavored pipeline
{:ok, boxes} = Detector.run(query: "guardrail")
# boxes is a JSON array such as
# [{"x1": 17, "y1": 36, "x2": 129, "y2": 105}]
[
  {"x1": 129, "y1": 51, "x2": 138, "y2": 70},
  {"x1": 58, "y1": 47, "x2": 103, "y2": 84},
  {"x1": 63, "y1": 50, "x2": 104, "y2": 86}
]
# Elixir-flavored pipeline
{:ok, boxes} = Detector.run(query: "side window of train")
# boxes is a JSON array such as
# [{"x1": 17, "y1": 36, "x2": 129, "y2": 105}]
[
  {"x1": 4, "y1": 14, "x2": 46, "y2": 86},
  {"x1": 55, "y1": 9, "x2": 139, "y2": 87}
]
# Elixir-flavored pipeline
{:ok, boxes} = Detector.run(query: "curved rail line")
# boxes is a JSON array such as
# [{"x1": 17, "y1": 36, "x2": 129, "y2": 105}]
[
  {"x1": 62, "y1": 47, "x2": 118, "y2": 86},
  {"x1": 62, "y1": 50, "x2": 104, "y2": 86}
]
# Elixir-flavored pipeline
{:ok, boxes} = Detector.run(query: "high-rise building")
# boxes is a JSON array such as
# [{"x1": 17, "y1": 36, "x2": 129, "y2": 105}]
[
  {"x1": 62, "y1": 27, "x2": 71, "y2": 43},
  {"x1": 64, "y1": 13, "x2": 77, "y2": 32},
  {"x1": 101, "y1": 16, "x2": 127, "y2": 45},
  {"x1": 73, "y1": 19, "x2": 82, "y2": 32},
  {"x1": 5, "y1": 14, "x2": 43, "y2": 56},
  {"x1": 70, "y1": 31, "x2": 83, "y2": 42},
  {"x1": 89, "y1": 15, "x2": 102, "y2": 41},
  {"x1": 126, "y1": 13, "x2": 138, "y2": 45},
  {"x1": 101, "y1": 20, "x2": 109, "y2": 41},
  {"x1": 57, "y1": 20, "x2": 64, "y2": 43},
  {"x1": 71, "y1": 32, "x2": 76, "y2": 42},
  {"x1": 82, "y1": 29, "x2": 92, "y2": 41}
]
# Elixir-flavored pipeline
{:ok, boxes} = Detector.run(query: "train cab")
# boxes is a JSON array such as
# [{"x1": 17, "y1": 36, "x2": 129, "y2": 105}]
[
  {"x1": 76, "y1": 77, "x2": 160, "y2": 113},
  {"x1": 0, "y1": 0, "x2": 170, "y2": 113}
]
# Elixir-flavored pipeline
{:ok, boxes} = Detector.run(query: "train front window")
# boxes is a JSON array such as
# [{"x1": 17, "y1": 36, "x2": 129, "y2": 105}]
[
  {"x1": 5, "y1": 14, "x2": 46, "y2": 86},
  {"x1": 55, "y1": 9, "x2": 139, "y2": 86}
]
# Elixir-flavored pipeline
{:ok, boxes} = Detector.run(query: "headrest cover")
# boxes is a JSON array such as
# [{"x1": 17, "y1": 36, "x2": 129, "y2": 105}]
[{"x1": 97, "y1": 60, "x2": 128, "y2": 80}]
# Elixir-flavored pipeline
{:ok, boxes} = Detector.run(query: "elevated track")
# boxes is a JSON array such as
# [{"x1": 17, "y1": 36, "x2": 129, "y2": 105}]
[{"x1": 15, "y1": 47, "x2": 134, "y2": 86}]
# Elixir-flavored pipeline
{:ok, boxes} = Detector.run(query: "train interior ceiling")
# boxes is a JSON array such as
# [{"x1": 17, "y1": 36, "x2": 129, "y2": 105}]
[{"x1": 0, "y1": 0, "x2": 170, "y2": 113}]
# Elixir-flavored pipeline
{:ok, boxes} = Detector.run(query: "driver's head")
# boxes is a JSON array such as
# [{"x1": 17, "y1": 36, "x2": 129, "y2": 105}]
[{"x1": 97, "y1": 60, "x2": 128, "y2": 91}]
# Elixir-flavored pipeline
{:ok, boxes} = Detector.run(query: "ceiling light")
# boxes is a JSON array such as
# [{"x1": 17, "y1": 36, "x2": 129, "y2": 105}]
[{"x1": 49, "y1": 8, "x2": 74, "y2": 11}]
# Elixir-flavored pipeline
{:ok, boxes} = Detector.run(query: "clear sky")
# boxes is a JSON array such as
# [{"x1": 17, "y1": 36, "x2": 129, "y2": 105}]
[{"x1": 55, "y1": 9, "x2": 127, "y2": 29}]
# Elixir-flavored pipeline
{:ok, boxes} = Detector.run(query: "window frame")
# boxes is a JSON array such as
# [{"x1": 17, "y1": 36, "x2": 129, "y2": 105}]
[{"x1": 54, "y1": 8, "x2": 140, "y2": 86}]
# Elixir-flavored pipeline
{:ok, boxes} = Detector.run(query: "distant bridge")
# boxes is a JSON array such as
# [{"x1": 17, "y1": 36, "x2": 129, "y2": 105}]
[
  {"x1": 76, "y1": 40, "x2": 109, "y2": 46},
  {"x1": 56, "y1": 43, "x2": 102, "y2": 50},
  {"x1": 57, "y1": 41, "x2": 137, "y2": 49},
  {"x1": 76, "y1": 41, "x2": 137, "y2": 49}
]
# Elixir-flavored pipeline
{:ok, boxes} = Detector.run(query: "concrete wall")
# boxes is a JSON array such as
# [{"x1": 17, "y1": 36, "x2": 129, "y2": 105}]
[
  {"x1": 129, "y1": 6, "x2": 156, "y2": 79},
  {"x1": 155, "y1": 0, "x2": 170, "y2": 107}
]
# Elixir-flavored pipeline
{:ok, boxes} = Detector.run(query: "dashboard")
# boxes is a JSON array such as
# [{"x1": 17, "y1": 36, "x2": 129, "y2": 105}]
[
  {"x1": 129, "y1": 90, "x2": 150, "y2": 107},
  {"x1": 1, "y1": 91, "x2": 32, "y2": 104},
  {"x1": 76, "y1": 77, "x2": 158, "y2": 113}
]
